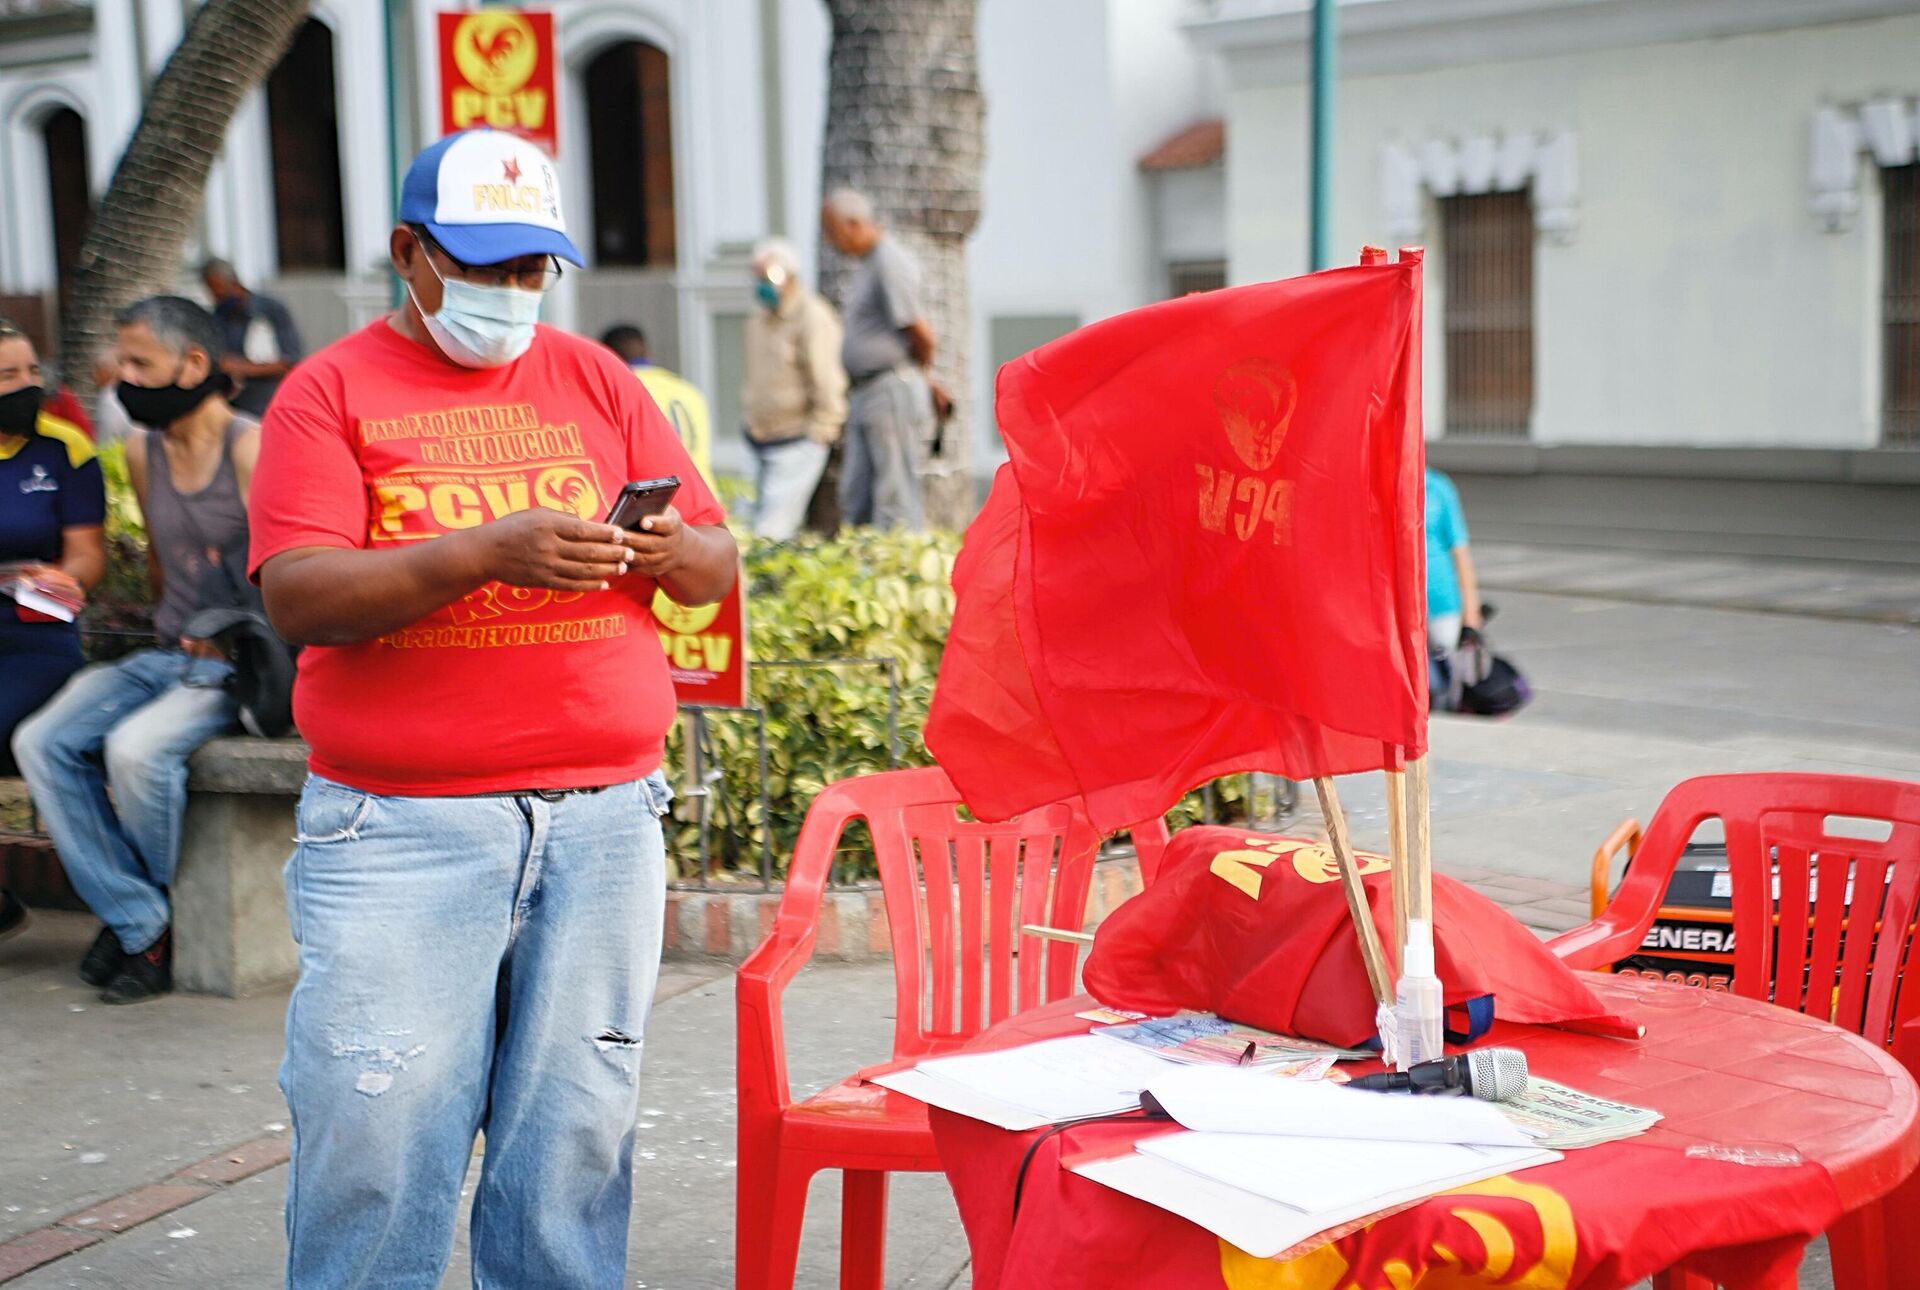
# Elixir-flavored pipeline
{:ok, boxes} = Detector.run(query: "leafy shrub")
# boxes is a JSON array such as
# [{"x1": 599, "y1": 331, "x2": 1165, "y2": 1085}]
[
  {"x1": 664, "y1": 527, "x2": 957, "y2": 882},
  {"x1": 88, "y1": 443, "x2": 156, "y2": 654}
]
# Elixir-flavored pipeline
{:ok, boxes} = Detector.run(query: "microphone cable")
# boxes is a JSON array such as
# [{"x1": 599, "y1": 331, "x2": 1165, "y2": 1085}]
[{"x1": 1010, "y1": 1101, "x2": 1173, "y2": 1223}]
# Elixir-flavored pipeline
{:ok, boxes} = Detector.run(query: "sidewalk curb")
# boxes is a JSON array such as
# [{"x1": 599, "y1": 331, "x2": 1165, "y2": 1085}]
[{"x1": 0, "y1": 1132, "x2": 291, "y2": 1283}]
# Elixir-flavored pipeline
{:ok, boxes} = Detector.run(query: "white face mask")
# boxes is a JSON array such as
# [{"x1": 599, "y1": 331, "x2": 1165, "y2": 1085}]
[{"x1": 408, "y1": 248, "x2": 543, "y2": 368}]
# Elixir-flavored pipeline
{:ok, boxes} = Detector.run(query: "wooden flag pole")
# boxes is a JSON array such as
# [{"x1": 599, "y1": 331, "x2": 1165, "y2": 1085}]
[
  {"x1": 1385, "y1": 767, "x2": 1409, "y2": 971},
  {"x1": 1406, "y1": 755, "x2": 1433, "y2": 926},
  {"x1": 1019, "y1": 924, "x2": 1094, "y2": 947},
  {"x1": 1313, "y1": 776, "x2": 1393, "y2": 1006}
]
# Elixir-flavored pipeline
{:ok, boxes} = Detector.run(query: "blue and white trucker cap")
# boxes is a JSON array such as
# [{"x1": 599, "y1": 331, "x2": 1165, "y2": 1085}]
[{"x1": 399, "y1": 128, "x2": 585, "y2": 267}]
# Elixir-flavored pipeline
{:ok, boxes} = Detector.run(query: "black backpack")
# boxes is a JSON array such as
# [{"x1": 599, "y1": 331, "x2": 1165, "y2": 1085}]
[
  {"x1": 178, "y1": 518, "x2": 300, "y2": 739},
  {"x1": 1453, "y1": 628, "x2": 1532, "y2": 717},
  {"x1": 182, "y1": 603, "x2": 299, "y2": 738}
]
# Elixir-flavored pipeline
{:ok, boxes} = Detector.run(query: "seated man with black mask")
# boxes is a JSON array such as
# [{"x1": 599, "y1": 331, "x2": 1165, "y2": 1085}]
[{"x1": 12, "y1": 295, "x2": 259, "y2": 1004}]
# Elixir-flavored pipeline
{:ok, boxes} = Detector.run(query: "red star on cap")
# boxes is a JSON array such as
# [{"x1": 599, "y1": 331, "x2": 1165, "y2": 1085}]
[{"x1": 502, "y1": 157, "x2": 522, "y2": 184}]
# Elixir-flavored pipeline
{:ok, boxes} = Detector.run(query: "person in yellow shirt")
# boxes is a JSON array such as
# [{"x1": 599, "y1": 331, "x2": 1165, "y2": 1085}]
[{"x1": 601, "y1": 324, "x2": 714, "y2": 490}]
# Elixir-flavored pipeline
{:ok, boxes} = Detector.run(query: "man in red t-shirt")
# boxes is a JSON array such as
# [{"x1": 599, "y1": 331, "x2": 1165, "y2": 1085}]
[{"x1": 248, "y1": 129, "x2": 736, "y2": 1289}]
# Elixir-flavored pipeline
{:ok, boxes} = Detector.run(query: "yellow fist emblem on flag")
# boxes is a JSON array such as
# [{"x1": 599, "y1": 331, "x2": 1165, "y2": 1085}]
[
  {"x1": 1211, "y1": 837, "x2": 1392, "y2": 900},
  {"x1": 1220, "y1": 1175, "x2": 1577, "y2": 1290}
]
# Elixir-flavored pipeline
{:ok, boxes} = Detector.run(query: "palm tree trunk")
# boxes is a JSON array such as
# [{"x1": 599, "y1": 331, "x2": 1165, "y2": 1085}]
[
  {"x1": 57, "y1": 0, "x2": 311, "y2": 396},
  {"x1": 820, "y1": 0, "x2": 985, "y2": 531}
]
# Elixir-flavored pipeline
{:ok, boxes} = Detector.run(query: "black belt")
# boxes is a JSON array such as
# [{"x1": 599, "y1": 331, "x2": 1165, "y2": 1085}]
[
  {"x1": 849, "y1": 366, "x2": 903, "y2": 391},
  {"x1": 461, "y1": 785, "x2": 609, "y2": 802}
]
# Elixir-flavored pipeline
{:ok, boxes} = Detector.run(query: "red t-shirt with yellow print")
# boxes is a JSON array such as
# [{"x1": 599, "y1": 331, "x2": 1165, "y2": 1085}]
[{"x1": 249, "y1": 319, "x2": 724, "y2": 796}]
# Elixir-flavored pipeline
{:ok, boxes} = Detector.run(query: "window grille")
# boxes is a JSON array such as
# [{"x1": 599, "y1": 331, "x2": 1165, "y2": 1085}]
[
  {"x1": 1884, "y1": 163, "x2": 1920, "y2": 445},
  {"x1": 1441, "y1": 190, "x2": 1534, "y2": 438}
]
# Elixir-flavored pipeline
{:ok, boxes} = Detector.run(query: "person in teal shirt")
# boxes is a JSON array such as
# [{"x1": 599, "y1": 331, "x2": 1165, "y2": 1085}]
[{"x1": 1424, "y1": 467, "x2": 1482, "y2": 653}]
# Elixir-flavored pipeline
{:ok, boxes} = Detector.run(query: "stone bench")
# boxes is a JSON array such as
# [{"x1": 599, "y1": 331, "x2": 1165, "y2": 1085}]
[{"x1": 177, "y1": 737, "x2": 308, "y2": 996}]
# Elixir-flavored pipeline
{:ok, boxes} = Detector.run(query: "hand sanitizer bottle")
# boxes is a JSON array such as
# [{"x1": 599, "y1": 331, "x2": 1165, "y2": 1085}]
[{"x1": 1395, "y1": 918, "x2": 1445, "y2": 1070}]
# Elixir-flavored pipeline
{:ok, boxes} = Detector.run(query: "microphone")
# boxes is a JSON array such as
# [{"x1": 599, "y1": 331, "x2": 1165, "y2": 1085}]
[{"x1": 1349, "y1": 1048, "x2": 1529, "y2": 1102}]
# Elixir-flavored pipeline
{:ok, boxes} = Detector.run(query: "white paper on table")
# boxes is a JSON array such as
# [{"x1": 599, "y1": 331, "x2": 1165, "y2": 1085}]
[
  {"x1": 1139, "y1": 1130, "x2": 1554, "y2": 1214},
  {"x1": 1144, "y1": 1066, "x2": 1536, "y2": 1147},
  {"x1": 869, "y1": 1067, "x2": 1052, "y2": 1132},
  {"x1": 1073, "y1": 1151, "x2": 1340, "y2": 1261},
  {"x1": 1073, "y1": 1134, "x2": 1560, "y2": 1261},
  {"x1": 898, "y1": 1034, "x2": 1175, "y2": 1123}
]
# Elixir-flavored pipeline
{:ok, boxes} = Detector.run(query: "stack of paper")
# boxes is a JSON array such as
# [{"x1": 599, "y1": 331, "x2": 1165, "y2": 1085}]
[
  {"x1": 1142, "y1": 1066, "x2": 1539, "y2": 1146},
  {"x1": 1097, "y1": 1015, "x2": 1371, "y2": 1070},
  {"x1": 1070, "y1": 1068, "x2": 1560, "y2": 1259},
  {"x1": 871, "y1": 1034, "x2": 1177, "y2": 1131},
  {"x1": 1089, "y1": 1133, "x2": 1559, "y2": 1259},
  {"x1": 1496, "y1": 1078, "x2": 1662, "y2": 1148}
]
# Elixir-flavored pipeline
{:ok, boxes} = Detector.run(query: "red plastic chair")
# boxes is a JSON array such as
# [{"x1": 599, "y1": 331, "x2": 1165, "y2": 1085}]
[
  {"x1": 735, "y1": 765, "x2": 1169, "y2": 1290},
  {"x1": 1550, "y1": 772, "x2": 1920, "y2": 1290}
]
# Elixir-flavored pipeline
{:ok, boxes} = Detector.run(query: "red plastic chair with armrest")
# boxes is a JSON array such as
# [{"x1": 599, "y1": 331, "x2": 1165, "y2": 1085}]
[
  {"x1": 1550, "y1": 772, "x2": 1920, "y2": 1290},
  {"x1": 735, "y1": 765, "x2": 1169, "y2": 1290}
]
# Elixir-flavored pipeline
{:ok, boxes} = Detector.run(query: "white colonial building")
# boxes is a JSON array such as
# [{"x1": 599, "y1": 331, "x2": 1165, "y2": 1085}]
[
  {"x1": 0, "y1": 0, "x2": 1223, "y2": 480},
  {"x1": 1189, "y1": 0, "x2": 1920, "y2": 560}
]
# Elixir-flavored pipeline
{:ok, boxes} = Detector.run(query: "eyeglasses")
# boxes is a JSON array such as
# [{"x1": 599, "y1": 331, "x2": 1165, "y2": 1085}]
[{"x1": 411, "y1": 226, "x2": 563, "y2": 291}]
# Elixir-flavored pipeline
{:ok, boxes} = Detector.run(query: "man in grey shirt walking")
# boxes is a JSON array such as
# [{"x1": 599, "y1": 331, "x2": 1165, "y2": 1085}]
[{"x1": 821, "y1": 189, "x2": 947, "y2": 531}]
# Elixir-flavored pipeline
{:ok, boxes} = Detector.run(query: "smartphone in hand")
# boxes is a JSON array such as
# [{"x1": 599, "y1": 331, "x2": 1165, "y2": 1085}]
[{"x1": 606, "y1": 477, "x2": 680, "y2": 530}]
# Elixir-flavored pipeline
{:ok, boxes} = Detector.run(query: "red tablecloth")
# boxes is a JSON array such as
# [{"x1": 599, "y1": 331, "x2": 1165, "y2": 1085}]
[{"x1": 930, "y1": 974, "x2": 1919, "y2": 1290}]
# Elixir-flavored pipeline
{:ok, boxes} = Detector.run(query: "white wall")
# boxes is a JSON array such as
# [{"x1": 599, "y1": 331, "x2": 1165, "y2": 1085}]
[
  {"x1": 968, "y1": 0, "x2": 1223, "y2": 461},
  {"x1": 1221, "y1": 14, "x2": 1920, "y2": 449}
]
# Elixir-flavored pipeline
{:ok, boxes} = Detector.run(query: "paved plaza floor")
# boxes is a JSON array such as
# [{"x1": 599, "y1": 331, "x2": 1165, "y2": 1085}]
[{"x1": 8, "y1": 577, "x2": 1915, "y2": 1287}]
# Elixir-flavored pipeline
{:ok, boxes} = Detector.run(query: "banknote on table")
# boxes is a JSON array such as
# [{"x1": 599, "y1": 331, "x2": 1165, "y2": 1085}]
[{"x1": 1497, "y1": 1078, "x2": 1662, "y2": 1149}]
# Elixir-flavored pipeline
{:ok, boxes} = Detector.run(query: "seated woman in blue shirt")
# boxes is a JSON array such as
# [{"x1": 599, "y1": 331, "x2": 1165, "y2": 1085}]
[
  {"x1": 1424, "y1": 467, "x2": 1482, "y2": 653},
  {"x1": 0, "y1": 321, "x2": 107, "y2": 939}
]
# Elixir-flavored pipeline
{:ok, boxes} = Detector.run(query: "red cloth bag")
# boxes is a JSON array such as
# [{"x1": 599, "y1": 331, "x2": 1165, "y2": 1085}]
[{"x1": 1083, "y1": 826, "x2": 1638, "y2": 1047}]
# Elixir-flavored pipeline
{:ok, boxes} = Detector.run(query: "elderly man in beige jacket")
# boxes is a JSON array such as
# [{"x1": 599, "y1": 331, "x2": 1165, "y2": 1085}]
[{"x1": 742, "y1": 237, "x2": 847, "y2": 540}]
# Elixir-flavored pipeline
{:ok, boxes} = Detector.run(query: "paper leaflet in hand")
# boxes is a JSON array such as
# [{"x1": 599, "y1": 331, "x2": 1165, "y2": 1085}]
[{"x1": 1, "y1": 572, "x2": 82, "y2": 623}]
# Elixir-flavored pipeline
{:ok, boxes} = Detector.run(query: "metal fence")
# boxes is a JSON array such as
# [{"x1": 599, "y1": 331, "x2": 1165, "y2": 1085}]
[{"x1": 669, "y1": 655, "x2": 902, "y2": 891}]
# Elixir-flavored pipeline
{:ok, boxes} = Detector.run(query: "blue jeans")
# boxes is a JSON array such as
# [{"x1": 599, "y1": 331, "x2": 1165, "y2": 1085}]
[
  {"x1": 840, "y1": 367, "x2": 932, "y2": 532},
  {"x1": 280, "y1": 772, "x2": 673, "y2": 1289},
  {"x1": 749, "y1": 435, "x2": 830, "y2": 541},
  {"x1": 11, "y1": 648, "x2": 238, "y2": 952}
]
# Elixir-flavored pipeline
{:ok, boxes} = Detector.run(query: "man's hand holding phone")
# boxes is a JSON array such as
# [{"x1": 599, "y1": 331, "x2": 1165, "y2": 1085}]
[
  {"x1": 472, "y1": 509, "x2": 634, "y2": 592},
  {"x1": 616, "y1": 505, "x2": 689, "y2": 580}
]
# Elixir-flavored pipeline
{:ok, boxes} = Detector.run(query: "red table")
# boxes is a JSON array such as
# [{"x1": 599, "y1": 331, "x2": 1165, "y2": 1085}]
[{"x1": 928, "y1": 974, "x2": 1919, "y2": 1290}]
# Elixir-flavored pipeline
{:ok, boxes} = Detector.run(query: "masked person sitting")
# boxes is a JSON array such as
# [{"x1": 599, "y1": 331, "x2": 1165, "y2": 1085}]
[
  {"x1": 249, "y1": 128, "x2": 735, "y2": 1289},
  {"x1": 0, "y1": 319, "x2": 107, "y2": 943},
  {"x1": 12, "y1": 296, "x2": 257, "y2": 1002}
]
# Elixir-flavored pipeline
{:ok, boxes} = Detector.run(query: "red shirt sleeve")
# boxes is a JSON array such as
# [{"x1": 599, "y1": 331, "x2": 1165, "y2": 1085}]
[{"x1": 248, "y1": 359, "x2": 370, "y2": 579}]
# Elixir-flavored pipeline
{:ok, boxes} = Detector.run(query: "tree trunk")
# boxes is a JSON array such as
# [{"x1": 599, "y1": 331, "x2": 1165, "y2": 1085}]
[
  {"x1": 820, "y1": 0, "x2": 985, "y2": 532},
  {"x1": 56, "y1": 0, "x2": 311, "y2": 397}
]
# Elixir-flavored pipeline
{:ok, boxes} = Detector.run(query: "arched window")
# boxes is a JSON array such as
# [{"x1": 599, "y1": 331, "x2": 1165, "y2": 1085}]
[
  {"x1": 41, "y1": 106, "x2": 91, "y2": 308},
  {"x1": 266, "y1": 19, "x2": 346, "y2": 271},
  {"x1": 584, "y1": 41, "x2": 676, "y2": 267}
]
